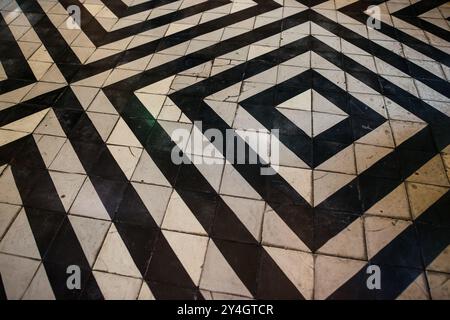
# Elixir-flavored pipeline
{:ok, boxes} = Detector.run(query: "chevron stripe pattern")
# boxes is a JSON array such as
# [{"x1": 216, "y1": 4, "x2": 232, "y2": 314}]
[{"x1": 0, "y1": 0, "x2": 449, "y2": 300}]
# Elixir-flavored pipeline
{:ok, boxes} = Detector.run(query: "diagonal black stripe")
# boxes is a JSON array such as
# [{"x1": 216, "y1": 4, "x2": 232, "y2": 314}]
[
  {"x1": 394, "y1": 0, "x2": 449, "y2": 16},
  {"x1": 0, "y1": 88, "x2": 65, "y2": 128},
  {"x1": 397, "y1": 14, "x2": 450, "y2": 43},
  {"x1": 102, "y1": 88, "x2": 306, "y2": 299},
  {"x1": 101, "y1": 0, "x2": 180, "y2": 18},
  {"x1": 102, "y1": 14, "x2": 450, "y2": 253},
  {"x1": 59, "y1": 0, "x2": 231, "y2": 46},
  {"x1": 7, "y1": 135, "x2": 103, "y2": 300},
  {"x1": 392, "y1": 0, "x2": 450, "y2": 48},
  {"x1": 240, "y1": 69, "x2": 385, "y2": 167},
  {"x1": 327, "y1": 191, "x2": 450, "y2": 300},
  {"x1": 0, "y1": 13, "x2": 36, "y2": 94},
  {"x1": 52, "y1": 87, "x2": 203, "y2": 299},
  {"x1": 311, "y1": 37, "x2": 450, "y2": 144},
  {"x1": 309, "y1": 9, "x2": 450, "y2": 97},
  {"x1": 14, "y1": 0, "x2": 279, "y2": 84},
  {"x1": 339, "y1": 0, "x2": 450, "y2": 66}
]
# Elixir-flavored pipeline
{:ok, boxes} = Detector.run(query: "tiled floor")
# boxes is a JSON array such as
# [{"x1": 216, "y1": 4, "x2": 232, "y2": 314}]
[{"x1": 0, "y1": 0, "x2": 449, "y2": 300}]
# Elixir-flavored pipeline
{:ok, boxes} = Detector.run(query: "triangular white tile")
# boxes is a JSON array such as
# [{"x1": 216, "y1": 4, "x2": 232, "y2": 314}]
[
  {"x1": 314, "y1": 255, "x2": 366, "y2": 300},
  {"x1": 71, "y1": 86, "x2": 99, "y2": 110},
  {"x1": 316, "y1": 144, "x2": 356, "y2": 174},
  {"x1": 87, "y1": 90, "x2": 118, "y2": 114},
  {"x1": 22, "y1": 264, "x2": 55, "y2": 300},
  {"x1": 34, "y1": 134, "x2": 65, "y2": 167},
  {"x1": 161, "y1": 190, "x2": 206, "y2": 235},
  {"x1": 87, "y1": 112, "x2": 118, "y2": 141},
  {"x1": 0, "y1": 166, "x2": 22, "y2": 205},
  {"x1": 385, "y1": 98, "x2": 424, "y2": 122},
  {"x1": 0, "y1": 253, "x2": 40, "y2": 300},
  {"x1": 365, "y1": 216, "x2": 410, "y2": 259},
  {"x1": 49, "y1": 140, "x2": 85, "y2": 174},
  {"x1": 135, "y1": 92, "x2": 165, "y2": 118},
  {"x1": 390, "y1": 120, "x2": 426, "y2": 146},
  {"x1": 396, "y1": 272, "x2": 429, "y2": 300},
  {"x1": 187, "y1": 154, "x2": 224, "y2": 192},
  {"x1": 137, "y1": 76, "x2": 174, "y2": 95},
  {"x1": 0, "y1": 208, "x2": 40, "y2": 259},
  {"x1": 406, "y1": 154, "x2": 450, "y2": 187},
  {"x1": 262, "y1": 205, "x2": 310, "y2": 252},
  {"x1": 40, "y1": 64, "x2": 67, "y2": 84},
  {"x1": 219, "y1": 163, "x2": 262, "y2": 200},
  {"x1": 318, "y1": 217, "x2": 366, "y2": 259},
  {"x1": 107, "y1": 145, "x2": 142, "y2": 179},
  {"x1": 29, "y1": 61, "x2": 52, "y2": 80},
  {"x1": 93, "y1": 271, "x2": 142, "y2": 300},
  {"x1": 163, "y1": 230, "x2": 208, "y2": 285},
  {"x1": 0, "y1": 203, "x2": 20, "y2": 239},
  {"x1": 406, "y1": 182, "x2": 448, "y2": 219},
  {"x1": 23, "y1": 82, "x2": 65, "y2": 102},
  {"x1": 351, "y1": 92, "x2": 386, "y2": 117},
  {"x1": 366, "y1": 183, "x2": 411, "y2": 219},
  {"x1": 199, "y1": 241, "x2": 252, "y2": 297},
  {"x1": 132, "y1": 182, "x2": 172, "y2": 226},
  {"x1": 103, "y1": 69, "x2": 141, "y2": 87},
  {"x1": 58, "y1": 28, "x2": 80, "y2": 45},
  {"x1": 264, "y1": 246, "x2": 314, "y2": 299},
  {"x1": 1, "y1": 109, "x2": 49, "y2": 133},
  {"x1": 29, "y1": 45, "x2": 53, "y2": 63},
  {"x1": 428, "y1": 245, "x2": 450, "y2": 274},
  {"x1": 0, "y1": 83, "x2": 34, "y2": 103},
  {"x1": 107, "y1": 119, "x2": 142, "y2": 148},
  {"x1": 312, "y1": 90, "x2": 347, "y2": 115},
  {"x1": 17, "y1": 41, "x2": 40, "y2": 59},
  {"x1": 8, "y1": 25, "x2": 29, "y2": 41},
  {"x1": 71, "y1": 46, "x2": 96, "y2": 64},
  {"x1": 355, "y1": 143, "x2": 393, "y2": 174},
  {"x1": 49, "y1": 171, "x2": 85, "y2": 211},
  {"x1": 19, "y1": 28, "x2": 41, "y2": 43},
  {"x1": 179, "y1": 112, "x2": 192, "y2": 124},
  {"x1": 46, "y1": 13, "x2": 67, "y2": 27},
  {"x1": 356, "y1": 122, "x2": 395, "y2": 147},
  {"x1": 205, "y1": 100, "x2": 238, "y2": 126},
  {"x1": 93, "y1": 224, "x2": 141, "y2": 278},
  {"x1": 278, "y1": 166, "x2": 312, "y2": 204},
  {"x1": 277, "y1": 89, "x2": 311, "y2": 111},
  {"x1": 311, "y1": 52, "x2": 339, "y2": 70},
  {"x1": 221, "y1": 195, "x2": 265, "y2": 240},
  {"x1": 69, "y1": 178, "x2": 110, "y2": 220},
  {"x1": 72, "y1": 70, "x2": 111, "y2": 88},
  {"x1": 117, "y1": 55, "x2": 152, "y2": 71},
  {"x1": 34, "y1": 109, "x2": 65, "y2": 136},
  {"x1": 313, "y1": 112, "x2": 348, "y2": 136},
  {"x1": 313, "y1": 171, "x2": 356, "y2": 206},
  {"x1": 137, "y1": 281, "x2": 155, "y2": 300},
  {"x1": 131, "y1": 150, "x2": 171, "y2": 187},
  {"x1": 275, "y1": 108, "x2": 312, "y2": 136},
  {"x1": 271, "y1": 136, "x2": 310, "y2": 169},
  {"x1": 69, "y1": 215, "x2": 111, "y2": 266}
]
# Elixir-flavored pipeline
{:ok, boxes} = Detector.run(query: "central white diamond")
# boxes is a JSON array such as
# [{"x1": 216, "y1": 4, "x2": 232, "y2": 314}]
[{"x1": 275, "y1": 89, "x2": 348, "y2": 137}]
